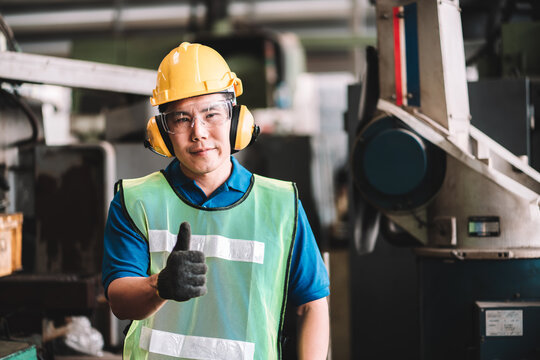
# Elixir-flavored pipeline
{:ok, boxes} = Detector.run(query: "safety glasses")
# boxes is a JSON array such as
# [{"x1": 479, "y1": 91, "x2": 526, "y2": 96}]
[{"x1": 160, "y1": 99, "x2": 232, "y2": 134}]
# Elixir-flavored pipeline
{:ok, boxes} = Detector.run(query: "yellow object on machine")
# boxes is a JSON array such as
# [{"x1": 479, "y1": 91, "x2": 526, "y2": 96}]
[{"x1": 0, "y1": 213, "x2": 23, "y2": 277}]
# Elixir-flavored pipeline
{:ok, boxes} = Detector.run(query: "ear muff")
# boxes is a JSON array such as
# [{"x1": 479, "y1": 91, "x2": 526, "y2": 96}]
[
  {"x1": 230, "y1": 105, "x2": 260, "y2": 153},
  {"x1": 144, "y1": 115, "x2": 175, "y2": 157}
]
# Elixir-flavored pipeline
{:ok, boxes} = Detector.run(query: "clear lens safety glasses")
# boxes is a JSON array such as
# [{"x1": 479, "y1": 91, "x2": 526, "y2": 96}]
[{"x1": 161, "y1": 99, "x2": 232, "y2": 134}]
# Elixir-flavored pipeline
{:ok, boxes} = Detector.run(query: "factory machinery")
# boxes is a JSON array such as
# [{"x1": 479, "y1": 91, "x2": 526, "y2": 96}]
[
  {"x1": 0, "y1": 47, "x2": 159, "y2": 357},
  {"x1": 348, "y1": 0, "x2": 540, "y2": 359}
]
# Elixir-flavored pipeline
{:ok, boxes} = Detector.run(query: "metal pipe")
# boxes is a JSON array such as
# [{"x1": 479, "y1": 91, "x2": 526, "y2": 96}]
[{"x1": 3, "y1": 1, "x2": 352, "y2": 33}]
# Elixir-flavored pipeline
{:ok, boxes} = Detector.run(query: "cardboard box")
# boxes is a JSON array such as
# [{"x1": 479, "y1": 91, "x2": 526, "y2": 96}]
[{"x1": 0, "y1": 213, "x2": 23, "y2": 277}]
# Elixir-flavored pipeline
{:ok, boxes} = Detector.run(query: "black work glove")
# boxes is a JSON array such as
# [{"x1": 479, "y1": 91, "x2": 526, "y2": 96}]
[{"x1": 157, "y1": 222, "x2": 207, "y2": 301}]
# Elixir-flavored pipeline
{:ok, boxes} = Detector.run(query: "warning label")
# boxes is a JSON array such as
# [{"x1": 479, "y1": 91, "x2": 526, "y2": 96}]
[{"x1": 485, "y1": 310, "x2": 523, "y2": 336}]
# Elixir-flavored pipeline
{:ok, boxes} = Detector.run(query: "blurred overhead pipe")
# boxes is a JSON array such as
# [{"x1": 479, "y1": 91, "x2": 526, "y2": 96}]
[{"x1": 3, "y1": 1, "x2": 352, "y2": 33}]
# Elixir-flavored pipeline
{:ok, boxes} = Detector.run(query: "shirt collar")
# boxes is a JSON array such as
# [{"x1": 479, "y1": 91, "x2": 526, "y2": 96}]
[
  {"x1": 228, "y1": 156, "x2": 252, "y2": 192},
  {"x1": 166, "y1": 156, "x2": 252, "y2": 193}
]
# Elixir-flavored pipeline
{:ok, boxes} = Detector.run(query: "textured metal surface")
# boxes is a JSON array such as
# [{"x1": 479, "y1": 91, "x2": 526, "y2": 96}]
[{"x1": 426, "y1": 155, "x2": 540, "y2": 251}]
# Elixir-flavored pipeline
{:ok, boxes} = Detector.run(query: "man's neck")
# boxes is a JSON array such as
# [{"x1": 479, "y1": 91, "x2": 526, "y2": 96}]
[
  {"x1": 181, "y1": 160, "x2": 233, "y2": 197},
  {"x1": 194, "y1": 174, "x2": 227, "y2": 198}
]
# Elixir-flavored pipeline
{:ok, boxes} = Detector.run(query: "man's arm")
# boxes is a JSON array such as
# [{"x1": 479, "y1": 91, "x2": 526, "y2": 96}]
[
  {"x1": 296, "y1": 297, "x2": 329, "y2": 360},
  {"x1": 108, "y1": 275, "x2": 165, "y2": 320},
  {"x1": 103, "y1": 193, "x2": 165, "y2": 321},
  {"x1": 107, "y1": 222, "x2": 207, "y2": 320}
]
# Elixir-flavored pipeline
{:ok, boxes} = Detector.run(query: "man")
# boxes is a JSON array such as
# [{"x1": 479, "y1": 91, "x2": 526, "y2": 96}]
[{"x1": 102, "y1": 42, "x2": 329, "y2": 360}]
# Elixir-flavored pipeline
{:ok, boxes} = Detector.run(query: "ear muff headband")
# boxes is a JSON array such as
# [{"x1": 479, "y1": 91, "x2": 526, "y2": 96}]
[
  {"x1": 229, "y1": 106, "x2": 240, "y2": 153},
  {"x1": 156, "y1": 114, "x2": 176, "y2": 156}
]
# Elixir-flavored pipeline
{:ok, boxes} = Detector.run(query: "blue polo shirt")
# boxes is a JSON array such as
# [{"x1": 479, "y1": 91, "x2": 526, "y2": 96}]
[{"x1": 102, "y1": 156, "x2": 329, "y2": 306}]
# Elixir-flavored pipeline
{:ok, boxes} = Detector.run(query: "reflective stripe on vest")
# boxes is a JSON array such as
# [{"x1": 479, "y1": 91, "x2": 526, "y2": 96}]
[
  {"x1": 139, "y1": 326, "x2": 255, "y2": 359},
  {"x1": 120, "y1": 172, "x2": 297, "y2": 360},
  {"x1": 148, "y1": 230, "x2": 266, "y2": 267}
]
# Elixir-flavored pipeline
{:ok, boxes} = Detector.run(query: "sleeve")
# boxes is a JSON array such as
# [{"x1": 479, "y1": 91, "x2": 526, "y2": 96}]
[
  {"x1": 287, "y1": 200, "x2": 330, "y2": 306},
  {"x1": 101, "y1": 190, "x2": 151, "y2": 298}
]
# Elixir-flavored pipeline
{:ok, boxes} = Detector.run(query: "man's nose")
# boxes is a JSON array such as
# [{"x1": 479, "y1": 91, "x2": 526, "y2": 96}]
[{"x1": 190, "y1": 116, "x2": 209, "y2": 140}]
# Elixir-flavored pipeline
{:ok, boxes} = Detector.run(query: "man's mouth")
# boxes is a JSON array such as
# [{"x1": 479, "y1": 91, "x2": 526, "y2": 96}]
[{"x1": 190, "y1": 147, "x2": 214, "y2": 155}]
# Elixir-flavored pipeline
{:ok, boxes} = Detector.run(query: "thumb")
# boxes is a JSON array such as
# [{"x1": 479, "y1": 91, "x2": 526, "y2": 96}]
[{"x1": 173, "y1": 222, "x2": 191, "y2": 251}]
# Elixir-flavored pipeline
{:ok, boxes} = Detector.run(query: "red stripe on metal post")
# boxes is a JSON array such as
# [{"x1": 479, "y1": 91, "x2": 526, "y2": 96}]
[{"x1": 393, "y1": 6, "x2": 403, "y2": 106}]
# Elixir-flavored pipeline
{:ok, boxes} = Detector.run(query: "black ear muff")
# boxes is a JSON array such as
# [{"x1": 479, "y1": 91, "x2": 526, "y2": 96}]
[
  {"x1": 230, "y1": 105, "x2": 259, "y2": 153},
  {"x1": 145, "y1": 115, "x2": 175, "y2": 157}
]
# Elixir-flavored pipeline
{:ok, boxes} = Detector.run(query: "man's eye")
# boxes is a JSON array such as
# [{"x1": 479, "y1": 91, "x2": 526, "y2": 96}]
[
  {"x1": 206, "y1": 110, "x2": 227, "y2": 120},
  {"x1": 170, "y1": 113, "x2": 191, "y2": 123}
]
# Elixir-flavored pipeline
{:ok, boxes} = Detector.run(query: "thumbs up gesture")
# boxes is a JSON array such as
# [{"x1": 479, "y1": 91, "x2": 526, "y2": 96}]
[{"x1": 157, "y1": 222, "x2": 208, "y2": 302}]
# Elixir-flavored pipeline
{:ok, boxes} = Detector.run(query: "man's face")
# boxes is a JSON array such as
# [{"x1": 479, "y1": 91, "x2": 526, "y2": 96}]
[{"x1": 164, "y1": 93, "x2": 232, "y2": 180}]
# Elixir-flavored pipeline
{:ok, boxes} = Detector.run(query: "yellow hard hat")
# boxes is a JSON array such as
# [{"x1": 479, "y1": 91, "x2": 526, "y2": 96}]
[{"x1": 150, "y1": 42, "x2": 243, "y2": 106}]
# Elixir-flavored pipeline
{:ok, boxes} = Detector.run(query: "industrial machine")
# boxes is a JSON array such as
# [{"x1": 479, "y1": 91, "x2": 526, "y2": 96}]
[
  {"x1": 0, "y1": 45, "x2": 159, "y2": 358},
  {"x1": 348, "y1": 0, "x2": 540, "y2": 359}
]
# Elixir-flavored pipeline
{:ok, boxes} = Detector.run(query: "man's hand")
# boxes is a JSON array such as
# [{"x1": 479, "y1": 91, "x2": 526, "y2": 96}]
[{"x1": 157, "y1": 222, "x2": 208, "y2": 301}]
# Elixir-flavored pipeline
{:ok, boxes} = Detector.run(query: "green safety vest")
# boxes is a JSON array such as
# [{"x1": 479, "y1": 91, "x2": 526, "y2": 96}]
[{"x1": 118, "y1": 171, "x2": 297, "y2": 360}]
